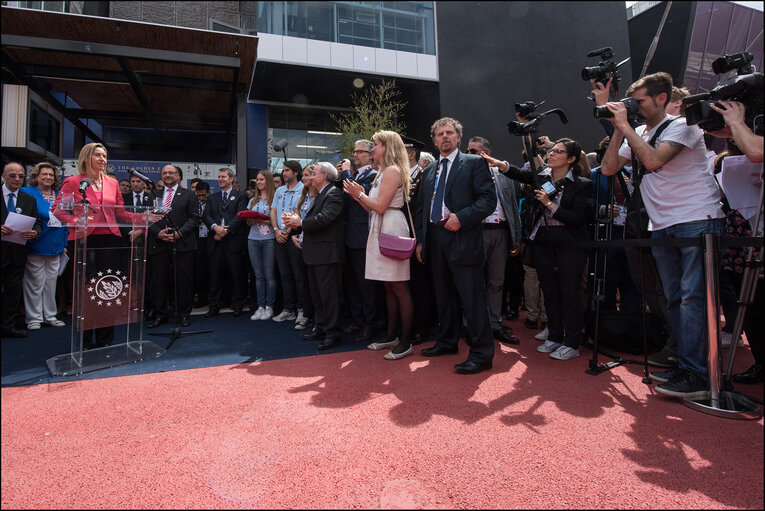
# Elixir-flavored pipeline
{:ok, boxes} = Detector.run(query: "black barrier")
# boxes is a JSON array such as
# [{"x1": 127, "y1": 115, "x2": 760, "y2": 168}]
[{"x1": 530, "y1": 235, "x2": 763, "y2": 250}]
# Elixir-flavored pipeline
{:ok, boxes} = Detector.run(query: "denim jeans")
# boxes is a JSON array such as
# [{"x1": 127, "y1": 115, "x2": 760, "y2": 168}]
[
  {"x1": 651, "y1": 218, "x2": 724, "y2": 379},
  {"x1": 248, "y1": 238, "x2": 276, "y2": 307}
]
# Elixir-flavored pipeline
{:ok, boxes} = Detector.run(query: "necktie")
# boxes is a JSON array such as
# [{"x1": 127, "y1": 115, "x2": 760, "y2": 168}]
[
  {"x1": 223, "y1": 191, "x2": 229, "y2": 203},
  {"x1": 135, "y1": 193, "x2": 141, "y2": 206},
  {"x1": 7, "y1": 192, "x2": 15, "y2": 212},
  {"x1": 430, "y1": 159, "x2": 448, "y2": 223},
  {"x1": 164, "y1": 187, "x2": 173, "y2": 209}
]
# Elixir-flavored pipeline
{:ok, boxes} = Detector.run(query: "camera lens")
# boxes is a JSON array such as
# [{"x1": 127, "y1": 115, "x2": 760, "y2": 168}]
[{"x1": 593, "y1": 105, "x2": 612, "y2": 118}]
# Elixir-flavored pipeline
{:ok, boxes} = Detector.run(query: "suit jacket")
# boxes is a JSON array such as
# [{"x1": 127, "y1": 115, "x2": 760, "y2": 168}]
[
  {"x1": 344, "y1": 166, "x2": 377, "y2": 249},
  {"x1": 302, "y1": 184, "x2": 345, "y2": 265},
  {"x1": 414, "y1": 151, "x2": 497, "y2": 265},
  {"x1": 491, "y1": 169, "x2": 523, "y2": 246},
  {"x1": 148, "y1": 186, "x2": 200, "y2": 254},
  {"x1": 1, "y1": 189, "x2": 42, "y2": 265},
  {"x1": 121, "y1": 191, "x2": 155, "y2": 239},
  {"x1": 202, "y1": 188, "x2": 247, "y2": 252},
  {"x1": 52, "y1": 174, "x2": 142, "y2": 240},
  {"x1": 503, "y1": 164, "x2": 593, "y2": 241}
]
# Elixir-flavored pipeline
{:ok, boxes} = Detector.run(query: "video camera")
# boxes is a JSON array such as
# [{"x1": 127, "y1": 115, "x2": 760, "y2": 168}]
[
  {"x1": 682, "y1": 52, "x2": 763, "y2": 133},
  {"x1": 515, "y1": 100, "x2": 544, "y2": 120},
  {"x1": 581, "y1": 47, "x2": 631, "y2": 90}
]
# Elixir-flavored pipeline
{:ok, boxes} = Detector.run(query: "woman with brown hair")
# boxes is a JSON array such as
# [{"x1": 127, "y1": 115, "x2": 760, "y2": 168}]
[
  {"x1": 343, "y1": 130, "x2": 414, "y2": 360},
  {"x1": 246, "y1": 169, "x2": 278, "y2": 321}
]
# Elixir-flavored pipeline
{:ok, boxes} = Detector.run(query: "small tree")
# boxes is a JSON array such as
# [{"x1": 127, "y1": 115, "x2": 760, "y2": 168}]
[{"x1": 331, "y1": 79, "x2": 407, "y2": 155}]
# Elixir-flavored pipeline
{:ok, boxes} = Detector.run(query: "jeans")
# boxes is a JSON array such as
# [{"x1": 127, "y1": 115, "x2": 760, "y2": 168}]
[
  {"x1": 248, "y1": 238, "x2": 276, "y2": 307},
  {"x1": 651, "y1": 218, "x2": 724, "y2": 379}
]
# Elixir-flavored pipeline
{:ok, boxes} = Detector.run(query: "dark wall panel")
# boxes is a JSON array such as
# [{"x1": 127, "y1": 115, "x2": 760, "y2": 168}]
[{"x1": 435, "y1": 1, "x2": 632, "y2": 160}]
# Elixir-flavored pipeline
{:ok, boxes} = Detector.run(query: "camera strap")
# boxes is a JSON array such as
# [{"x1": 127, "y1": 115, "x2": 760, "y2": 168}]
[{"x1": 633, "y1": 116, "x2": 679, "y2": 185}]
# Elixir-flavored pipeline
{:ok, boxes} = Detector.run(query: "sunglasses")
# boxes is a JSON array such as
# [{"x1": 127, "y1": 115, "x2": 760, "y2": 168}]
[{"x1": 467, "y1": 148, "x2": 480, "y2": 154}]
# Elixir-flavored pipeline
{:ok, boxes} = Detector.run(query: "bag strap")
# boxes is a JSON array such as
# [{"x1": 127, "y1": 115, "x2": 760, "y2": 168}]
[{"x1": 632, "y1": 116, "x2": 679, "y2": 188}]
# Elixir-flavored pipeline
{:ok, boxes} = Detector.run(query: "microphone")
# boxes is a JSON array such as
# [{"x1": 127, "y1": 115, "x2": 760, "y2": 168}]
[
  {"x1": 128, "y1": 168, "x2": 154, "y2": 185},
  {"x1": 273, "y1": 139, "x2": 288, "y2": 152},
  {"x1": 79, "y1": 178, "x2": 91, "y2": 193}
]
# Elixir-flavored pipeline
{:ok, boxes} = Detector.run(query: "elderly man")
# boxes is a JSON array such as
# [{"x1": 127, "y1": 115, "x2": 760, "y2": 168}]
[
  {"x1": 2, "y1": 162, "x2": 42, "y2": 337},
  {"x1": 284, "y1": 162, "x2": 345, "y2": 350}
]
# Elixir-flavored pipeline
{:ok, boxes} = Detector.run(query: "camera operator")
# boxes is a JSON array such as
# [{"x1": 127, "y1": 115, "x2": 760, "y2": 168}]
[
  {"x1": 707, "y1": 100, "x2": 764, "y2": 163},
  {"x1": 600, "y1": 72, "x2": 725, "y2": 399}
]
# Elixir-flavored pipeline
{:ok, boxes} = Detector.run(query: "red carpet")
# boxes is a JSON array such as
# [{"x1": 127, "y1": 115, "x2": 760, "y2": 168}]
[{"x1": 2, "y1": 328, "x2": 763, "y2": 509}]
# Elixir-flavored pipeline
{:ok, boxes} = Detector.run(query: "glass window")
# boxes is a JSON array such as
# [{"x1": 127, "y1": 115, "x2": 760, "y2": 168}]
[
  {"x1": 29, "y1": 100, "x2": 60, "y2": 155},
  {"x1": 258, "y1": 1, "x2": 436, "y2": 55}
]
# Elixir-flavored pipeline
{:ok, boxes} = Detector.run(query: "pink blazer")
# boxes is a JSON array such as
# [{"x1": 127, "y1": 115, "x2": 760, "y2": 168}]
[{"x1": 53, "y1": 174, "x2": 142, "y2": 240}]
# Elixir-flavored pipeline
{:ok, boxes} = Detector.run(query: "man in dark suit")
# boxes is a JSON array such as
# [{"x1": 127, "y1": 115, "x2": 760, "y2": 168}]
[
  {"x1": 147, "y1": 165, "x2": 200, "y2": 328},
  {"x1": 286, "y1": 161, "x2": 345, "y2": 350},
  {"x1": 341, "y1": 139, "x2": 379, "y2": 342},
  {"x1": 414, "y1": 118, "x2": 497, "y2": 374},
  {"x1": 203, "y1": 167, "x2": 248, "y2": 317},
  {"x1": 2, "y1": 162, "x2": 42, "y2": 338},
  {"x1": 192, "y1": 180, "x2": 211, "y2": 308}
]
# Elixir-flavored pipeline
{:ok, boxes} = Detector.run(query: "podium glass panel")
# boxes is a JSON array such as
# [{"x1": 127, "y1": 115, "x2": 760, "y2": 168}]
[{"x1": 46, "y1": 202, "x2": 165, "y2": 376}]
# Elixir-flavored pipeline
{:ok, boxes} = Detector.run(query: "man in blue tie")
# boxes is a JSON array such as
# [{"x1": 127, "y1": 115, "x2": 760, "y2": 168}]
[
  {"x1": 414, "y1": 118, "x2": 497, "y2": 374},
  {"x1": 2, "y1": 162, "x2": 42, "y2": 337}
]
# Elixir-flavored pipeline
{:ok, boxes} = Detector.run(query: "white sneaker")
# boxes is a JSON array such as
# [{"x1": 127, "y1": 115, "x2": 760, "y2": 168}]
[
  {"x1": 262, "y1": 306, "x2": 274, "y2": 320},
  {"x1": 272, "y1": 310, "x2": 296, "y2": 322},
  {"x1": 550, "y1": 345, "x2": 580, "y2": 360},
  {"x1": 294, "y1": 315, "x2": 308, "y2": 330},
  {"x1": 534, "y1": 327, "x2": 549, "y2": 341},
  {"x1": 27, "y1": 322, "x2": 41, "y2": 330},
  {"x1": 295, "y1": 309, "x2": 305, "y2": 325},
  {"x1": 250, "y1": 307, "x2": 265, "y2": 321},
  {"x1": 537, "y1": 340, "x2": 562, "y2": 353},
  {"x1": 721, "y1": 331, "x2": 744, "y2": 348}
]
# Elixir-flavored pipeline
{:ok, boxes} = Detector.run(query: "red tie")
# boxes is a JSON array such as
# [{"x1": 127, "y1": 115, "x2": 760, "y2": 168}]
[{"x1": 164, "y1": 187, "x2": 173, "y2": 209}]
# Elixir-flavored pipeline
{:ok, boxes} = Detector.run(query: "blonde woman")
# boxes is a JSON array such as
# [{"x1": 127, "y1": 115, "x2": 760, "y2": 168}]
[{"x1": 343, "y1": 131, "x2": 414, "y2": 360}]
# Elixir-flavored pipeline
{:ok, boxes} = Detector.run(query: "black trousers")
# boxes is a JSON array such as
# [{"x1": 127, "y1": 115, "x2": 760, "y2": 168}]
[
  {"x1": 306, "y1": 262, "x2": 343, "y2": 338},
  {"x1": 410, "y1": 250, "x2": 436, "y2": 334},
  {"x1": 1, "y1": 248, "x2": 24, "y2": 330},
  {"x1": 427, "y1": 225, "x2": 494, "y2": 364},
  {"x1": 532, "y1": 227, "x2": 588, "y2": 349},
  {"x1": 193, "y1": 236, "x2": 210, "y2": 305},
  {"x1": 152, "y1": 247, "x2": 194, "y2": 317},
  {"x1": 208, "y1": 243, "x2": 245, "y2": 311},
  {"x1": 344, "y1": 246, "x2": 379, "y2": 330}
]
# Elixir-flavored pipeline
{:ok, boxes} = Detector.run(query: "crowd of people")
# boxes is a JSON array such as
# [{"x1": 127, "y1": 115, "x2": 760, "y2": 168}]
[{"x1": 2, "y1": 71, "x2": 762, "y2": 396}]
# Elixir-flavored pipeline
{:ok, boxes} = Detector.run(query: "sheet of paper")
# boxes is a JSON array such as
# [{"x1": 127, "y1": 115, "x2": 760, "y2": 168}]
[
  {"x1": 1, "y1": 211, "x2": 36, "y2": 245},
  {"x1": 717, "y1": 155, "x2": 762, "y2": 211},
  {"x1": 58, "y1": 252, "x2": 69, "y2": 276}
]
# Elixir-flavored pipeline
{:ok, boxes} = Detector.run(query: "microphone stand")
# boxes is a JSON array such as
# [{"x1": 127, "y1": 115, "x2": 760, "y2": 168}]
[{"x1": 148, "y1": 210, "x2": 212, "y2": 350}]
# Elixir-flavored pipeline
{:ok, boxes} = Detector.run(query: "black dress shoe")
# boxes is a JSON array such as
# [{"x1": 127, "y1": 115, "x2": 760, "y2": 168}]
[
  {"x1": 732, "y1": 364, "x2": 764, "y2": 384},
  {"x1": 505, "y1": 309, "x2": 519, "y2": 321},
  {"x1": 454, "y1": 359, "x2": 493, "y2": 374},
  {"x1": 148, "y1": 316, "x2": 168, "y2": 329},
  {"x1": 355, "y1": 329, "x2": 375, "y2": 342},
  {"x1": 421, "y1": 344, "x2": 459, "y2": 357},
  {"x1": 144, "y1": 310, "x2": 157, "y2": 321},
  {"x1": 303, "y1": 328, "x2": 326, "y2": 341},
  {"x1": 1, "y1": 327, "x2": 28, "y2": 338},
  {"x1": 232, "y1": 309, "x2": 243, "y2": 317},
  {"x1": 317, "y1": 337, "x2": 340, "y2": 350},
  {"x1": 502, "y1": 326, "x2": 514, "y2": 335},
  {"x1": 523, "y1": 318, "x2": 538, "y2": 329},
  {"x1": 343, "y1": 324, "x2": 362, "y2": 335},
  {"x1": 205, "y1": 308, "x2": 219, "y2": 318},
  {"x1": 180, "y1": 316, "x2": 191, "y2": 327},
  {"x1": 494, "y1": 329, "x2": 520, "y2": 345}
]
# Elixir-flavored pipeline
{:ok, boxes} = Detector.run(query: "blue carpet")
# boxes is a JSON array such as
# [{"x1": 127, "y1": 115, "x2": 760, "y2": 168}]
[{"x1": 1, "y1": 310, "x2": 383, "y2": 387}]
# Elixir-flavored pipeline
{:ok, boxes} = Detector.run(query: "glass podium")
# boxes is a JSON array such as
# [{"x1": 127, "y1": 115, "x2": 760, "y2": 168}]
[{"x1": 46, "y1": 201, "x2": 165, "y2": 376}]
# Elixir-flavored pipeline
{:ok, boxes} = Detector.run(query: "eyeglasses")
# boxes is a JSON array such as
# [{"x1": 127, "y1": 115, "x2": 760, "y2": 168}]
[
  {"x1": 5, "y1": 173, "x2": 24, "y2": 179},
  {"x1": 352, "y1": 150, "x2": 371, "y2": 154},
  {"x1": 547, "y1": 148, "x2": 568, "y2": 155},
  {"x1": 467, "y1": 148, "x2": 480, "y2": 154}
]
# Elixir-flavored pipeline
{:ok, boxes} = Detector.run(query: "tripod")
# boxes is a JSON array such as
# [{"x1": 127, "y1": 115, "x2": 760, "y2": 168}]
[{"x1": 149, "y1": 212, "x2": 212, "y2": 350}]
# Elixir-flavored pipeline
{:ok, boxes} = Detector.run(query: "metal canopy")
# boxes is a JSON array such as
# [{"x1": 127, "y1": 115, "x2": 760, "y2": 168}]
[{"x1": 1, "y1": 7, "x2": 258, "y2": 147}]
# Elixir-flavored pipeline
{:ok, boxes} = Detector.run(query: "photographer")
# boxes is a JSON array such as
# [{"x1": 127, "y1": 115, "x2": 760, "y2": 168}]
[
  {"x1": 486, "y1": 139, "x2": 593, "y2": 361},
  {"x1": 600, "y1": 72, "x2": 725, "y2": 399},
  {"x1": 707, "y1": 100, "x2": 763, "y2": 163}
]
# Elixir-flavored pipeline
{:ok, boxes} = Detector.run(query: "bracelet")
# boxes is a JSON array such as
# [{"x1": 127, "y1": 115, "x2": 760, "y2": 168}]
[
  {"x1": 546, "y1": 201, "x2": 552, "y2": 207},
  {"x1": 357, "y1": 192, "x2": 363, "y2": 200}
]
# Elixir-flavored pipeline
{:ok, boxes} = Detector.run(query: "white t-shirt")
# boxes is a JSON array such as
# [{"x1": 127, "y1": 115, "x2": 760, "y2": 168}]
[{"x1": 618, "y1": 115, "x2": 723, "y2": 231}]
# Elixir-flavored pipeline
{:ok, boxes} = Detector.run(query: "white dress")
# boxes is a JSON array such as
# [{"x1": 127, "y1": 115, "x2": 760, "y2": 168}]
[{"x1": 364, "y1": 170, "x2": 411, "y2": 282}]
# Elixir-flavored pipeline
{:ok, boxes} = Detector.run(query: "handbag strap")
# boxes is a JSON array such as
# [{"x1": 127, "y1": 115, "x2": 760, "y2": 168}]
[{"x1": 377, "y1": 187, "x2": 416, "y2": 237}]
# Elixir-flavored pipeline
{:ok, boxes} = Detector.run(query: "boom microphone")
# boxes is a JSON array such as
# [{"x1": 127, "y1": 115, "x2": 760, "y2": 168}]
[
  {"x1": 128, "y1": 168, "x2": 154, "y2": 185},
  {"x1": 273, "y1": 139, "x2": 289, "y2": 152}
]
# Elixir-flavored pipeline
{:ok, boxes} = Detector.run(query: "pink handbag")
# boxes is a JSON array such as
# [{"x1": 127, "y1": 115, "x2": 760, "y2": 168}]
[{"x1": 378, "y1": 190, "x2": 416, "y2": 260}]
